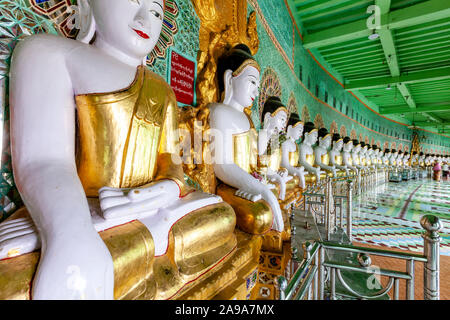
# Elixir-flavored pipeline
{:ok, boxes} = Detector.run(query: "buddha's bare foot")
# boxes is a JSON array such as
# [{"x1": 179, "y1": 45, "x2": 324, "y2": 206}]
[{"x1": 0, "y1": 217, "x2": 40, "y2": 259}]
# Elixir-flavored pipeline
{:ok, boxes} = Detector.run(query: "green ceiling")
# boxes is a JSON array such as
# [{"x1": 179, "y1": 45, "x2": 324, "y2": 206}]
[{"x1": 287, "y1": 0, "x2": 450, "y2": 134}]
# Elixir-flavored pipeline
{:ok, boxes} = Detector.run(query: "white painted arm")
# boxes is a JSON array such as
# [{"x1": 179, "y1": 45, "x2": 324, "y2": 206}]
[
  {"x1": 281, "y1": 140, "x2": 305, "y2": 188},
  {"x1": 7, "y1": 36, "x2": 114, "y2": 299}
]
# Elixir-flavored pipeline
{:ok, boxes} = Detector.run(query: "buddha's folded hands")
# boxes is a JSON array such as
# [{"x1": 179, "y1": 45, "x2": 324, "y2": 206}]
[{"x1": 99, "y1": 180, "x2": 180, "y2": 220}]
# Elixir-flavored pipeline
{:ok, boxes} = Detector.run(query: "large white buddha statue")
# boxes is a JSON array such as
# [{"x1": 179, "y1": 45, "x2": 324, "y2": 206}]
[
  {"x1": 342, "y1": 137, "x2": 358, "y2": 175},
  {"x1": 418, "y1": 152, "x2": 426, "y2": 167},
  {"x1": 299, "y1": 122, "x2": 323, "y2": 183},
  {"x1": 330, "y1": 134, "x2": 350, "y2": 176},
  {"x1": 208, "y1": 44, "x2": 284, "y2": 235},
  {"x1": 389, "y1": 150, "x2": 398, "y2": 167},
  {"x1": 0, "y1": 0, "x2": 238, "y2": 300},
  {"x1": 281, "y1": 113, "x2": 306, "y2": 189},
  {"x1": 403, "y1": 152, "x2": 411, "y2": 167},
  {"x1": 314, "y1": 128, "x2": 337, "y2": 177}
]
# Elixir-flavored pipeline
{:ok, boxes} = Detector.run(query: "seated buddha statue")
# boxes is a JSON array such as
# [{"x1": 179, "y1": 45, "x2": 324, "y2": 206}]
[
  {"x1": 208, "y1": 44, "x2": 284, "y2": 235},
  {"x1": 281, "y1": 113, "x2": 306, "y2": 189},
  {"x1": 377, "y1": 148, "x2": 384, "y2": 168},
  {"x1": 403, "y1": 152, "x2": 411, "y2": 168},
  {"x1": 329, "y1": 133, "x2": 350, "y2": 176},
  {"x1": 351, "y1": 140, "x2": 364, "y2": 173},
  {"x1": 0, "y1": 0, "x2": 237, "y2": 300},
  {"x1": 299, "y1": 122, "x2": 324, "y2": 183},
  {"x1": 258, "y1": 96, "x2": 293, "y2": 201},
  {"x1": 342, "y1": 137, "x2": 358, "y2": 175},
  {"x1": 389, "y1": 150, "x2": 398, "y2": 168},
  {"x1": 370, "y1": 145, "x2": 379, "y2": 169},
  {"x1": 418, "y1": 152, "x2": 426, "y2": 168},
  {"x1": 314, "y1": 128, "x2": 337, "y2": 178},
  {"x1": 383, "y1": 149, "x2": 391, "y2": 167},
  {"x1": 396, "y1": 151, "x2": 404, "y2": 168}
]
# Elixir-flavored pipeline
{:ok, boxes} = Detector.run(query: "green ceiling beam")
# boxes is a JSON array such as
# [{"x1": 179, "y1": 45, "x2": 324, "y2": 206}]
[
  {"x1": 344, "y1": 67, "x2": 450, "y2": 90},
  {"x1": 302, "y1": 0, "x2": 450, "y2": 49},
  {"x1": 379, "y1": 104, "x2": 450, "y2": 114},
  {"x1": 397, "y1": 83, "x2": 416, "y2": 108},
  {"x1": 412, "y1": 121, "x2": 450, "y2": 128}
]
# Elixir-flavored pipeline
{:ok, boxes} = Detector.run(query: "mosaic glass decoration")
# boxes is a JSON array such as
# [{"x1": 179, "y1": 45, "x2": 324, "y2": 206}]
[
  {"x1": 365, "y1": 136, "x2": 369, "y2": 144},
  {"x1": 398, "y1": 143, "x2": 403, "y2": 152},
  {"x1": 383, "y1": 141, "x2": 389, "y2": 150},
  {"x1": 350, "y1": 129, "x2": 357, "y2": 140},
  {"x1": 29, "y1": 0, "x2": 76, "y2": 38},
  {"x1": 391, "y1": 142, "x2": 397, "y2": 149},
  {"x1": 286, "y1": 92, "x2": 297, "y2": 119},
  {"x1": 340, "y1": 125, "x2": 347, "y2": 137},
  {"x1": 329, "y1": 121, "x2": 338, "y2": 134},
  {"x1": 258, "y1": 67, "x2": 282, "y2": 119},
  {"x1": 301, "y1": 105, "x2": 310, "y2": 123},
  {"x1": 313, "y1": 114, "x2": 324, "y2": 129}
]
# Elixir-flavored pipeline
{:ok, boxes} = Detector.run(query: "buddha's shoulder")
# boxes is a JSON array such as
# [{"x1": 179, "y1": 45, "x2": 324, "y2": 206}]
[{"x1": 13, "y1": 34, "x2": 82, "y2": 60}]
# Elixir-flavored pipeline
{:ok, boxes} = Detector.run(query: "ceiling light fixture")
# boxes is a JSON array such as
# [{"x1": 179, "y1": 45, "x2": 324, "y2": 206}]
[
  {"x1": 386, "y1": 84, "x2": 392, "y2": 90},
  {"x1": 368, "y1": 29, "x2": 380, "y2": 40}
]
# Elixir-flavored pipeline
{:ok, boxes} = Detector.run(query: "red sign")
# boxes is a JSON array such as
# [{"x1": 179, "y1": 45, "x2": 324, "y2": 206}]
[{"x1": 170, "y1": 51, "x2": 196, "y2": 105}]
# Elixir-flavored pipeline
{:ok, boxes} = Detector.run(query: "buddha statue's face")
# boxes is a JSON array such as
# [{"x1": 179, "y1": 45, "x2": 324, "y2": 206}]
[
  {"x1": 272, "y1": 110, "x2": 288, "y2": 132},
  {"x1": 362, "y1": 145, "x2": 368, "y2": 154},
  {"x1": 319, "y1": 135, "x2": 332, "y2": 149},
  {"x1": 90, "y1": 0, "x2": 164, "y2": 60},
  {"x1": 343, "y1": 142, "x2": 353, "y2": 152},
  {"x1": 305, "y1": 130, "x2": 318, "y2": 145},
  {"x1": 368, "y1": 148, "x2": 373, "y2": 156},
  {"x1": 228, "y1": 66, "x2": 260, "y2": 108},
  {"x1": 289, "y1": 124, "x2": 304, "y2": 141},
  {"x1": 333, "y1": 140, "x2": 343, "y2": 152},
  {"x1": 353, "y1": 145, "x2": 361, "y2": 153}
]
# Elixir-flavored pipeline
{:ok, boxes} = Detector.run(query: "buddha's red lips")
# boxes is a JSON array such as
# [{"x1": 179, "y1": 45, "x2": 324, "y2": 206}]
[{"x1": 133, "y1": 29, "x2": 149, "y2": 39}]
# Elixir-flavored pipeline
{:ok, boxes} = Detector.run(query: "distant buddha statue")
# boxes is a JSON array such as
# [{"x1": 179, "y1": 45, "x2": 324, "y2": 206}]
[
  {"x1": 418, "y1": 152, "x2": 426, "y2": 167},
  {"x1": 330, "y1": 133, "x2": 349, "y2": 176},
  {"x1": 281, "y1": 112, "x2": 306, "y2": 189},
  {"x1": 342, "y1": 137, "x2": 357, "y2": 175},
  {"x1": 370, "y1": 145, "x2": 379, "y2": 168},
  {"x1": 314, "y1": 128, "x2": 337, "y2": 177},
  {"x1": 403, "y1": 152, "x2": 411, "y2": 167},
  {"x1": 396, "y1": 151, "x2": 404, "y2": 168},
  {"x1": 351, "y1": 140, "x2": 364, "y2": 173},
  {"x1": 383, "y1": 149, "x2": 391, "y2": 167},
  {"x1": 258, "y1": 96, "x2": 293, "y2": 201},
  {"x1": 299, "y1": 122, "x2": 323, "y2": 183},
  {"x1": 209, "y1": 44, "x2": 284, "y2": 235},
  {"x1": 390, "y1": 150, "x2": 398, "y2": 167},
  {"x1": 0, "y1": 0, "x2": 237, "y2": 300}
]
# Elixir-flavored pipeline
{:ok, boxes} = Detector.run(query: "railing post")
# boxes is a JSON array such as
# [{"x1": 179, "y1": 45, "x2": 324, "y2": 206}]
[
  {"x1": 421, "y1": 215, "x2": 443, "y2": 300},
  {"x1": 278, "y1": 276, "x2": 287, "y2": 300},
  {"x1": 319, "y1": 246, "x2": 325, "y2": 300},
  {"x1": 326, "y1": 177, "x2": 332, "y2": 241},
  {"x1": 406, "y1": 259, "x2": 415, "y2": 300},
  {"x1": 346, "y1": 180, "x2": 353, "y2": 242}
]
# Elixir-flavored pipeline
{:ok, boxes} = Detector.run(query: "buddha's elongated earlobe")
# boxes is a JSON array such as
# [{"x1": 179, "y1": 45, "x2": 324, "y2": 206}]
[
  {"x1": 263, "y1": 112, "x2": 271, "y2": 129},
  {"x1": 222, "y1": 70, "x2": 233, "y2": 104},
  {"x1": 76, "y1": 0, "x2": 96, "y2": 44}
]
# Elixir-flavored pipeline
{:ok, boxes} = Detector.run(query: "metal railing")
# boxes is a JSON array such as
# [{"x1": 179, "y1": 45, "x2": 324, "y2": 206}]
[{"x1": 279, "y1": 215, "x2": 443, "y2": 300}]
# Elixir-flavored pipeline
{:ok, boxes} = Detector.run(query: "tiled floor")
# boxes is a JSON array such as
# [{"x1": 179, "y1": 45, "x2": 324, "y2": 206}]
[{"x1": 351, "y1": 179, "x2": 450, "y2": 256}]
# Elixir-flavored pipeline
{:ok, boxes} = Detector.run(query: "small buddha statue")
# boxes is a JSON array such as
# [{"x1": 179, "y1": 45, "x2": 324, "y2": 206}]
[
  {"x1": 390, "y1": 150, "x2": 399, "y2": 167},
  {"x1": 396, "y1": 151, "x2": 404, "y2": 168},
  {"x1": 281, "y1": 113, "x2": 306, "y2": 189},
  {"x1": 330, "y1": 133, "x2": 350, "y2": 176},
  {"x1": 419, "y1": 152, "x2": 426, "y2": 167},
  {"x1": 411, "y1": 152, "x2": 419, "y2": 167},
  {"x1": 351, "y1": 140, "x2": 364, "y2": 172},
  {"x1": 259, "y1": 96, "x2": 293, "y2": 201},
  {"x1": 342, "y1": 137, "x2": 358, "y2": 175},
  {"x1": 383, "y1": 149, "x2": 391, "y2": 167},
  {"x1": 209, "y1": 44, "x2": 284, "y2": 234},
  {"x1": 314, "y1": 128, "x2": 337, "y2": 177},
  {"x1": 370, "y1": 145, "x2": 379, "y2": 169},
  {"x1": 0, "y1": 0, "x2": 237, "y2": 300},
  {"x1": 403, "y1": 152, "x2": 411, "y2": 167},
  {"x1": 299, "y1": 122, "x2": 323, "y2": 183},
  {"x1": 359, "y1": 142, "x2": 368, "y2": 167}
]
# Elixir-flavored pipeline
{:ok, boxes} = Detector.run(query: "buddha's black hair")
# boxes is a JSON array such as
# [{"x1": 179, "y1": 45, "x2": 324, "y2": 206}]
[
  {"x1": 287, "y1": 112, "x2": 302, "y2": 129},
  {"x1": 217, "y1": 44, "x2": 257, "y2": 94}
]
